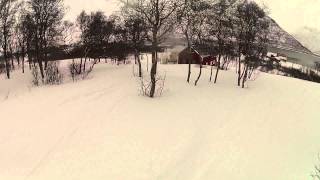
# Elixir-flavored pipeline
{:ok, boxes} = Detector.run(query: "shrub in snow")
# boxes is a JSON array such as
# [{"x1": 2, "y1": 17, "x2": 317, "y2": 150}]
[
  {"x1": 281, "y1": 67, "x2": 320, "y2": 83},
  {"x1": 45, "y1": 62, "x2": 63, "y2": 85},
  {"x1": 138, "y1": 72, "x2": 166, "y2": 97},
  {"x1": 132, "y1": 62, "x2": 143, "y2": 78},
  {"x1": 31, "y1": 62, "x2": 63, "y2": 86},
  {"x1": 312, "y1": 155, "x2": 320, "y2": 180},
  {"x1": 69, "y1": 61, "x2": 82, "y2": 82},
  {"x1": 69, "y1": 59, "x2": 98, "y2": 81},
  {"x1": 31, "y1": 64, "x2": 40, "y2": 86},
  {"x1": 0, "y1": 63, "x2": 5, "y2": 75}
]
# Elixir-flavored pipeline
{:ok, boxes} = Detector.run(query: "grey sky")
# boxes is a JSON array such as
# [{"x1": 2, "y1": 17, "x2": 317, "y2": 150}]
[
  {"x1": 64, "y1": 0, "x2": 120, "y2": 20},
  {"x1": 64, "y1": 0, "x2": 320, "y2": 33},
  {"x1": 256, "y1": 0, "x2": 320, "y2": 33},
  {"x1": 64, "y1": 0, "x2": 320, "y2": 51}
]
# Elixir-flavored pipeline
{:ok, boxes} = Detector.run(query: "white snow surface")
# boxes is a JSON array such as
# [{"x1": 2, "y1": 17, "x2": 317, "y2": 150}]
[{"x1": 0, "y1": 60, "x2": 320, "y2": 180}]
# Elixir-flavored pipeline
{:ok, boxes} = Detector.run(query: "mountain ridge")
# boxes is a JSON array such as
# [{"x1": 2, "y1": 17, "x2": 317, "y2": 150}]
[{"x1": 267, "y1": 17, "x2": 312, "y2": 54}]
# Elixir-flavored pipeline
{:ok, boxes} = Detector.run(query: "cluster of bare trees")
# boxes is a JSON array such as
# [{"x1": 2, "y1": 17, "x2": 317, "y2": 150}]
[
  {"x1": 122, "y1": 0, "x2": 270, "y2": 97},
  {"x1": 0, "y1": 0, "x2": 64, "y2": 80},
  {"x1": 0, "y1": 0, "x2": 132, "y2": 82},
  {"x1": 72, "y1": 10, "x2": 129, "y2": 76},
  {"x1": 0, "y1": 0, "x2": 20, "y2": 79}
]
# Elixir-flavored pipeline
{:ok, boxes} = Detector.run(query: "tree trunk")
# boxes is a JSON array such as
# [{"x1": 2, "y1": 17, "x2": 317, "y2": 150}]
[
  {"x1": 3, "y1": 31, "x2": 10, "y2": 79},
  {"x1": 195, "y1": 63, "x2": 202, "y2": 86},
  {"x1": 22, "y1": 51, "x2": 25, "y2": 73},
  {"x1": 37, "y1": 49, "x2": 45, "y2": 79},
  {"x1": 4, "y1": 48, "x2": 10, "y2": 79},
  {"x1": 10, "y1": 47, "x2": 15, "y2": 70},
  {"x1": 242, "y1": 64, "x2": 248, "y2": 88},
  {"x1": 11, "y1": 57, "x2": 14, "y2": 70},
  {"x1": 214, "y1": 54, "x2": 221, "y2": 84},
  {"x1": 237, "y1": 54, "x2": 241, "y2": 86},
  {"x1": 5, "y1": 58, "x2": 10, "y2": 79},
  {"x1": 17, "y1": 54, "x2": 20, "y2": 66},
  {"x1": 38, "y1": 60, "x2": 45, "y2": 79},
  {"x1": 150, "y1": 50, "x2": 157, "y2": 98},
  {"x1": 187, "y1": 62, "x2": 191, "y2": 83},
  {"x1": 44, "y1": 40, "x2": 48, "y2": 70},
  {"x1": 36, "y1": 37, "x2": 45, "y2": 79},
  {"x1": 146, "y1": 54, "x2": 149, "y2": 72},
  {"x1": 248, "y1": 66, "x2": 254, "y2": 79},
  {"x1": 79, "y1": 58, "x2": 83, "y2": 74},
  {"x1": 136, "y1": 51, "x2": 142, "y2": 77},
  {"x1": 186, "y1": 34, "x2": 192, "y2": 83},
  {"x1": 27, "y1": 44, "x2": 32, "y2": 69},
  {"x1": 83, "y1": 58, "x2": 87, "y2": 72},
  {"x1": 28, "y1": 55, "x2": 32, "y2": 69},
  {"x1": 195, "y1": 55, "x2": 203, "y2": 86},
  {"x1": 210, "y1": 63, "x2": 214, "y2": 82}
]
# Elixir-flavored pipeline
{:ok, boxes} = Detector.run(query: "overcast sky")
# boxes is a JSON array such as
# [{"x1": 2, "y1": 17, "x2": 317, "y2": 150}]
[
  {"x1": 64, "y1": 0, "x2": 120, "y2": 21},
  {"x1": 64, "y1": 0, "x2": 320, "y2": 38},
  {"x1": 256, "y1": 0, "x2": 320, "y2": 33}
]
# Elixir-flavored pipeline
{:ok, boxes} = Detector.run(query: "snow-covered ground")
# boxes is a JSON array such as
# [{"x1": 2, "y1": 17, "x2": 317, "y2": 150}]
[{"x1": 0, "y1": 60, "x2": 320, "y2": 180}]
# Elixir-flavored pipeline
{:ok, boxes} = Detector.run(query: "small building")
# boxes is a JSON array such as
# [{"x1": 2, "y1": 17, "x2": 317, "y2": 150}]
[
  {"x1": 178, "y1": 47, "x2": 217, "y2": 65},
  {"x1": 178, "y1": 47, "x2": 201, "y2": 64}
]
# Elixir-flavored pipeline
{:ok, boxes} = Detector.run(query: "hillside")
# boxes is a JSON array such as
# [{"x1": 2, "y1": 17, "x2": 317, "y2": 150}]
[
  {"x1": 1, "y1": 61, "x2": 320, "y2": 180},
  {"x1": 267, "y1": 17, "x2": 312, "y2": 54}
]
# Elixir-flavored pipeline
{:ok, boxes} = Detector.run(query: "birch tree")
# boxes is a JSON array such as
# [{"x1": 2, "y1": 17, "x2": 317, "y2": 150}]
[{"x1": 124, "y1": 0, "x2": 181, "y2": 97}]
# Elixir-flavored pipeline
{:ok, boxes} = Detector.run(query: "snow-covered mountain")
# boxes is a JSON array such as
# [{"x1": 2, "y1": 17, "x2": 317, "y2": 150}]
[
  {"x1": 166, "y1": 17, "x2": 314, "y2": 56},
  {"x1": 267, "y1": 17, "x2": 312, "y2": 54}
]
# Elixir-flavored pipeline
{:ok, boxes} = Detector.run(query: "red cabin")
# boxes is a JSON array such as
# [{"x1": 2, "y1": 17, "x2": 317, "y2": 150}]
[
  {"x1": 178, "y1": 47, "x2": 217, "y2": 66},
  {"x1": 178, "y1": 47, "x2": 201, "y2": 64}
]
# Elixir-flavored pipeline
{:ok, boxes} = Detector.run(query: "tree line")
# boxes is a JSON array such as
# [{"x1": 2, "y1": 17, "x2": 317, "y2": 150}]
[
  {"x1": 0, "y1": 0, "x2": 270, "y2": 98},
  {"x1": 0, "y1": 0, "x2": 65, "y2": 79}
]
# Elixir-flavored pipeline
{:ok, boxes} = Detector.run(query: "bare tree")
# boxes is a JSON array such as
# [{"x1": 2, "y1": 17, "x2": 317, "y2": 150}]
[
  {"x1": 0, "y1": 0, "x2": 20, "y2": 79},
  {"x1": 234, "y1": 0, "x2": 269, "y2": 88},
  {"x1": 27, "y1": 0, "x2": 64, "y2": 79},
  {"x1": 206, "y1": 0, "x2": 236, "y2": 83},
  {"x1": 122, "y1": 10, "x2": 147, "y2": 77},
  {"x1": 124, "y1": 0, "x2": 180, "y2": 97},
  {"x1": 177, "y1": 0, "x2": 204, "y2": 83},
  {"x1": 76, "y1": 10, "x2": 90, "y2": 72},
  {"x1": 15, "y1": 5, "x2": 29, "y2": 73},
  {"x1": 191, "y1": 0, "x2": 211, "y2": 86},
  {"x1": 20, "y1": 13, "x2": 36, "y2": 70}
]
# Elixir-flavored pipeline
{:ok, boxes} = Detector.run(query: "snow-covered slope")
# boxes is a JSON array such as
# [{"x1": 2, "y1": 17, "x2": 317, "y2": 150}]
[
  {"x1": 0, "y1": 61, "x2": 320, "y2": 180},
  {"x1": 268, "y1": 17, "x2": 312, "y2": 54}
]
